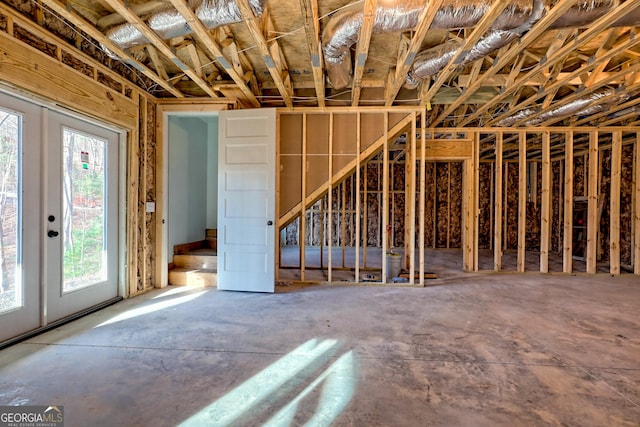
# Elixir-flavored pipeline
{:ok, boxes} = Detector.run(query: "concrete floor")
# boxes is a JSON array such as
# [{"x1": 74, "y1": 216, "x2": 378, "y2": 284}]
[{"x1": 1, "y1": 273, "x2": 639, "y2": 426}]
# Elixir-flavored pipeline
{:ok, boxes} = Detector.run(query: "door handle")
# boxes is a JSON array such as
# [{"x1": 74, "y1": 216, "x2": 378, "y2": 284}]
[
  {"x1": 267, "y1": 220, "x2": 273, "y2": 226},
  {"x1": 48, "y1": 230, "x2": 59, "y2": 238}
]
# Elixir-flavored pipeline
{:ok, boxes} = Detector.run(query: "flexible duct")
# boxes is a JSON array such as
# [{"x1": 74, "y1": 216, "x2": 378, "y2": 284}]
[
  {"x1": 322, "y1": 0, "x2": 534, "y2": 89},
  {"x1": 495, "y1": 88, "x2": 629, "y2": 126},
  {"x1": 103, "y1": 0, "x2": 265, "y2": 58},
  {"x1": 405, "y1": 0, "x2": 544, "y2": 89}
]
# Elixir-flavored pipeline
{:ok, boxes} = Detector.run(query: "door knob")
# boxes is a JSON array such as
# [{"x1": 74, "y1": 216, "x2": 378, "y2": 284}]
[
  {"x1": 267, "y1": 220, "x2": 273, "y2": 226},
  {"x1": 48, "y1": 230, "x2": 59, "y2": 238}
]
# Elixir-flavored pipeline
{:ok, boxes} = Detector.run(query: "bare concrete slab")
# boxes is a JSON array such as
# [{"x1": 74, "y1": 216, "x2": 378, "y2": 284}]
[{"x1": 0, "y1": 273, "x2": 638, "y2": 426}]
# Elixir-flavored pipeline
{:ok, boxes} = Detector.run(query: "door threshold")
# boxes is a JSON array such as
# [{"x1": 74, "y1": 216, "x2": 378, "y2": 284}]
[{"x1": 0, "y1": 297, "x2": 123, "y2": 351}]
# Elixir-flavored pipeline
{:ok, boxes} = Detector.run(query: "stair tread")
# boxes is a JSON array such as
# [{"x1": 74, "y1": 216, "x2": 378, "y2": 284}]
[
  {"x1": 170, "y1": 267, "x2": 216, "y2": 273},
  {"x1": 178, "y1": 248, "x2": 217, "y2": 256}
]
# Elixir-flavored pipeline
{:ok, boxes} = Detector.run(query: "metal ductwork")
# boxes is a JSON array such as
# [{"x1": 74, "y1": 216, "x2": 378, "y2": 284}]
[
  {"x1": 405, "y1": 0, "x2": 628, "y2": 88},
  {"x1": 102, "y1": 0, "x2": 265, "y2": 58},
  {"x1": 406, "y1": 0, "x2": 544, "y2": 89},
  {"x1": 494, "y1": 88, "x2": 629, "y2": 126},
  {"x1": 322, "y1": 0, "x2": 535, "y2": 89}
]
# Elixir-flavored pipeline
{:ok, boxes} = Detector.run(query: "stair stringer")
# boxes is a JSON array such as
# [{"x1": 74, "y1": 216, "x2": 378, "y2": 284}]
[{"x1": 278, "y1": 113, "x2": 414, "y2": 229}]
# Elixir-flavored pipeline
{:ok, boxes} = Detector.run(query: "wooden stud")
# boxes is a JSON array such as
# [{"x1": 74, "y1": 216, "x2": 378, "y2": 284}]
[
  {"x1": 503, "y1": 162, "x2": 508, "y2": 251},
  {"x1": 474, "y1": 131, "x2": 480, "y2": 271},
  {"x1": 298, "y1": 0, "x2": 325, "y2": 107},
  {"x1": 300, "y1": 114, "x2": 307, "y2": 281},
  {"x1": 563, "y1": 131, "x2": 574, "y2": 273},
  {"x1": 355, "y1": 113, "x2": 361, "y2": 282},
  {"x1": 610, "y1": 131, "x2": 622, "y2": 275},
  {"x1": 327, "y1": 114, "x2": 334, "y2": 282},
  {"x1": 635, "y1": 132, "x2": 640, "y2": 274},
  {"x1": 495, "y1": 132, "x2": 503, "y2": 271},
  {"x1": 127, "y1": 116, "x2": 141, "y2": 295},
  {"x1": 419, "y1": 111, "x2": 426, "y2": 284},
  {"x1": 540, "y1": 131, "x2": 551, "y2": 273},
  {"x1": 518, "y1": 132, "x2": 527, "y2": 272},
  {"x1": 382, "y1": 113, "x2": 390, "y2": 282},
  {"x1": 409, "y1": 112, "x2": 417, "y2": 283},
  {"x1": 275, "y1": 112, "x2": 282, "y2": 281},
  {"x1": 489, "y1": 162, "x2": 494, "y2": 251},
  {"x1": 587, "y1": 131, "x2": 599, "y2": 274}
]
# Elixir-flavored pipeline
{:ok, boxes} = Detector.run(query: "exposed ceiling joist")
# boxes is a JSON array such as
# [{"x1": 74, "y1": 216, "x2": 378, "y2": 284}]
[
  {"x1": 383, "y1": 0, "x2": 445, "y2": 106},
  {"x1": 237, "y1": 0, "x2": 293, "y2": 107},
  {"x1": 351, "y1": 0, "x2": 377, "y2": 107},
  {"x1": 461, "y1": 0, "x2": 640, "y2": 126},
  {"x1": 422, "y1": 0, "x2": 513, "y2": 106},
  {"x1": 39, "y1": 0, "x2": 184, "y2": 98},
  {"x1": 298, "y1": 0, "x2": 324, "y2": 107},
  {"x1": 166, "y1": 0, "x2": 260, "y2": 107},
  {"x1": 100, "y1": 0, "x2": 220, "y2": 98},
  {"x1": 433, "y1": 0, "x2": 581, "y2": 126}
]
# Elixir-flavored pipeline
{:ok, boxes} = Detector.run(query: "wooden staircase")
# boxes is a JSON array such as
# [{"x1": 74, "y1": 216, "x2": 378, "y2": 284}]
[{"x1": 168, "y1": 229, "x2": 217, "y2": 287}]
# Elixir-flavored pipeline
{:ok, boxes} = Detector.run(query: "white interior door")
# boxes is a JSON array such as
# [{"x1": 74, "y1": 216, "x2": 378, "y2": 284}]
[
  {"x1": 45, "y1": 111, "x2": 119, "y2": 321},
  {"x1": 218, "y1": 109, "x2": 275, "y2": 292},
  {"x1": 0, "y1": 93, "x2": 42, "y2": 343}
]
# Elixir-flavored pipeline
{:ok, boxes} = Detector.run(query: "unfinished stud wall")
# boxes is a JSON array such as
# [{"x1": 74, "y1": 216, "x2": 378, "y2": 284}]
[{"x1": 278, "y1": 111, "x2": 640, "y2": 280}]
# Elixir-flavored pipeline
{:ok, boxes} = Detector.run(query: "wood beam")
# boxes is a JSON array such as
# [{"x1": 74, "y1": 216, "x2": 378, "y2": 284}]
[
  {"x1": 166, "y1": 0, "x2": 260, "y2": 106},
  {"x1": 460, "y1": 0, "x2": 640, "y2": 127},
  {"x1": 298, "y1": 0, "x2": 324, "y2": 107},
  {"x1": 100, "y1": 0, "x2": 219, "y2": 98},
  {"x1": 352, "y1": 0, "x2": 377, "y2": 107},
  {"x1": 494, "y1": 133, "x2": 503, "y2": 271},
  {"x1": 237, "y1": 0, "x2": 293, "y2": 107},
  {"x1": 384, "y1": 0, "x2": 445, "y2": 106},
  {"x1": 39, "y1": 0, "x2": 183, "y2": 97}
]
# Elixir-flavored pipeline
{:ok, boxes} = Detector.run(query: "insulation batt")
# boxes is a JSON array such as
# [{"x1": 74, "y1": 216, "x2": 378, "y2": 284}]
[{"x1": 103, "y1": 0, "x2": 265, "y2": 57}]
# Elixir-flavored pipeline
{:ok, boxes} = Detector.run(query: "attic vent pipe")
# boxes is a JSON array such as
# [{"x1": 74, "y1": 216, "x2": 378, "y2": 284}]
[{"x1": 102, "y1": 0, "x2": 265, "y2": 58}]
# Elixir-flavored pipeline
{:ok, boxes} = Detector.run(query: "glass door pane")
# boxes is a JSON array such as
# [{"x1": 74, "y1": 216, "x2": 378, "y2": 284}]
[
  {"x1": 0, "y1": 109, "x2": 21, "y2": 313},
  {"x1": 62, "y1": 128, "x2": 107, "y2": 293}
]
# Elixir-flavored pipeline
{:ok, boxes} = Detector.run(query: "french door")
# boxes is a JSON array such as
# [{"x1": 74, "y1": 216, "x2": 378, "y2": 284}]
[{"x1": 0, "y1": 92, "x2": 120, "y2": 344}]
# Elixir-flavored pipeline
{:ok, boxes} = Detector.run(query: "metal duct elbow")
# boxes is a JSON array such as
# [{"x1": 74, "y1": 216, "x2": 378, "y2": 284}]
[{"x1": 103, "y1": 0, "x2": 265, "y2": 58}]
